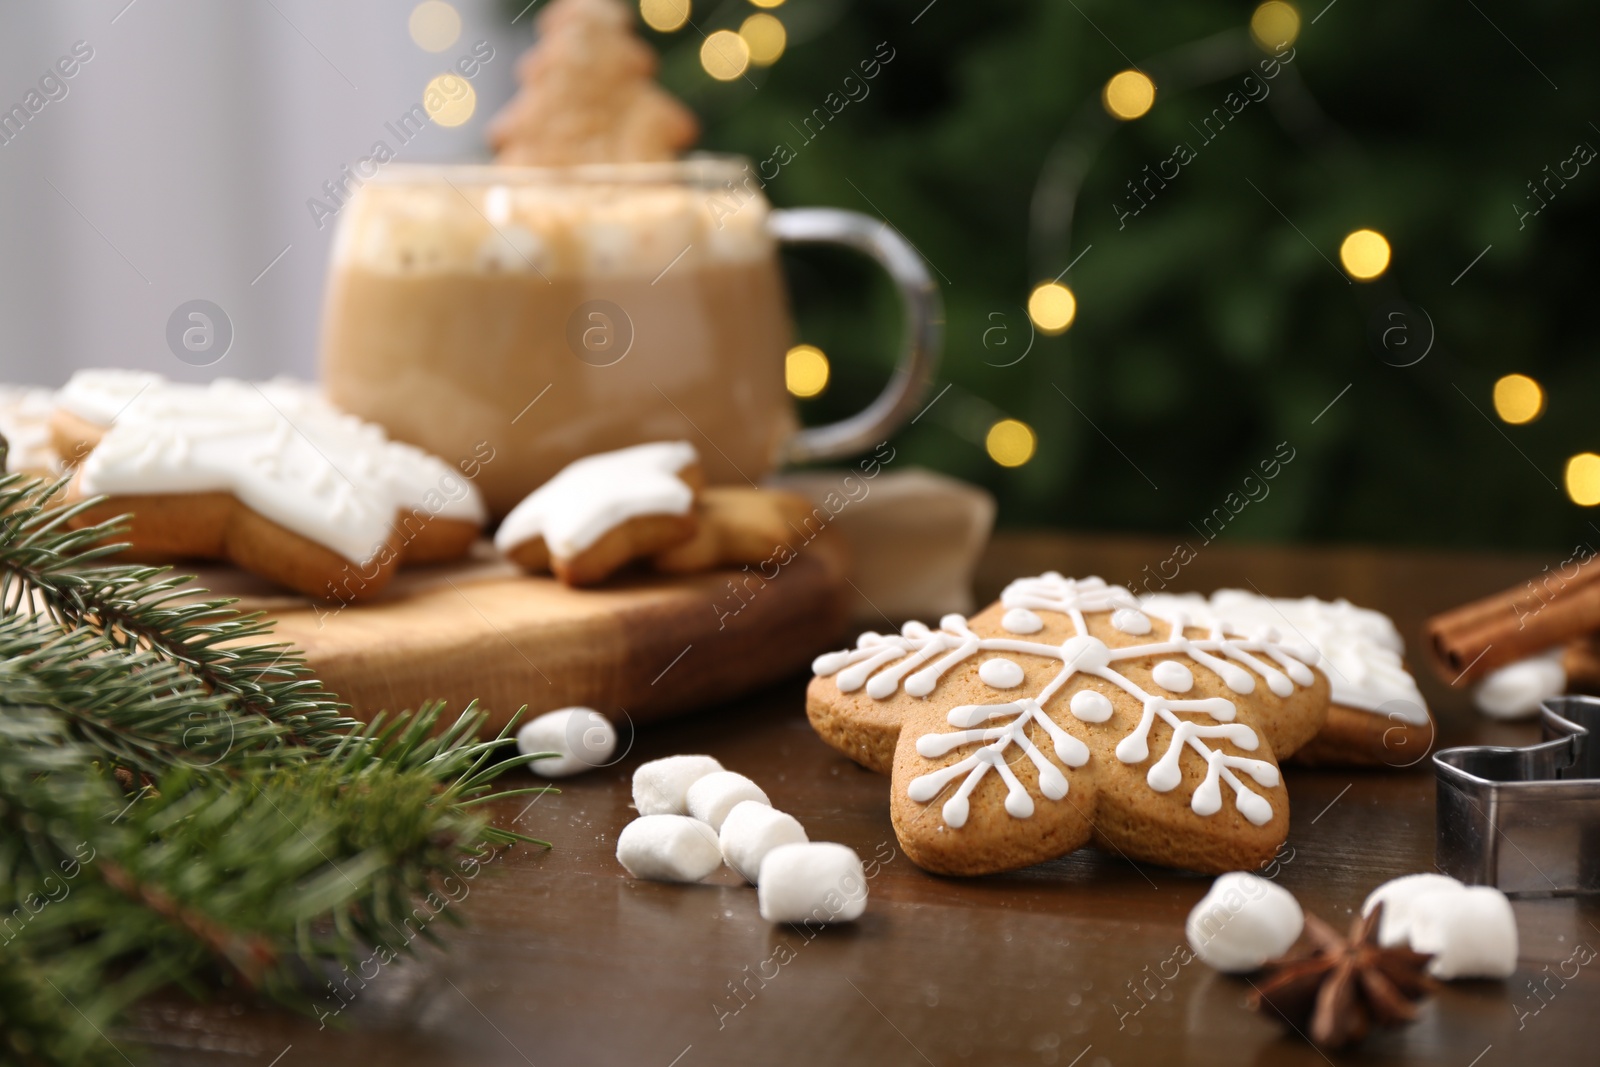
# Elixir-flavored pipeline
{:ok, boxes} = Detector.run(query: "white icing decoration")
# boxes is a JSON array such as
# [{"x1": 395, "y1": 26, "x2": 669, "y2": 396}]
[
  {"x1": 56, "y1": 368, "x2": 163, "y2": 425},
  {"x1": 0, "y1": 386, "x2": 61, "y2": 473},
  {"x1": 1001, "y1": 608, "x2": 1043, "y2": 634},
  {"x1": 66, "y1": 372, "x2": 485, "y2": 565},
  {"x1": 1110, "y1": 608, "x2": 1152, "y2": 635},
  {"x1": 1069, "y1": 690, "x2": 1113, "y2": 723},
  {"x1": 814, "y1": 574, "x2": 1315, "y2": 829},
  {"x1": 979, "y1": 658, "x2": 1024, "y2": 689},
  {"x1": 1143, "y1": 590, "x2": 1428, "y2": 724},
  {"x1": 493, "y1": 441, "x2": 698, "y2": 560},
  {"x1": 1151, "y1": 660, "x2": 1194, "y2": 693}
]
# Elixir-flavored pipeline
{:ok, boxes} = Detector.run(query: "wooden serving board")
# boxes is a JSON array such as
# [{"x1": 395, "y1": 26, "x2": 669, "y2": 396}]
[{"x1": 223, "y1": 541, "x2": 851, "y2": 735}]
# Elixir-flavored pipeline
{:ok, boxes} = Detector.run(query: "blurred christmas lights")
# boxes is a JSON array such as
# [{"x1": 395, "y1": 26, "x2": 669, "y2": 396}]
[
  {"x1": 701, "y1": 29, "x2": 750, "y2": 80},
  {"x1": 1027, "y1": 282, "x2": 1078, "y2": 334},
  {"x1": 987, "y1": 419, "x2": 1038, "y2": 467},
  {"x1": 1249, "y1": 2, "x2": 1300, "y2": 51},
  {"x1": 1339, "y1": 228, "x2": 1391, "y2": 280},
  {"x1": 1492, "y1": 374, "x2": 1545, "y2": 425},
  {"x1": 409, "y1": 1, "x2": 461, "y2": 52},
  {"x1": 740, "y1": 13, "x2": 786, "y2": 66},
  {"x1": 1102, "y1": 70, "x2": 1156, "y2": 120},
  {"x1": 640, "y1": 0, "x2": 690, "y2": 32},
  {"x1": 1567, "y1": 453, "x2": 1600, "y2": 506},
  {"x1": 785, "y1": 344, "x2": 829, "y2": 398},
  {"x1": 423, "y1": 73, "x2": 475, "y2": 126}
]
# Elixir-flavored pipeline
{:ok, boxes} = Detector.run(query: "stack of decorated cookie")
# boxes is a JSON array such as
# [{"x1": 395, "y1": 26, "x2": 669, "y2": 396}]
[
  {"x1": 492, "y1": 440, "x2": 828, "y2": 587},
  {"x1": 13, "y1": 370, "x2": 836, "y2": 605},
  {"x1": 806, "y1": 573, "x2": 1435, "y2": 877}
]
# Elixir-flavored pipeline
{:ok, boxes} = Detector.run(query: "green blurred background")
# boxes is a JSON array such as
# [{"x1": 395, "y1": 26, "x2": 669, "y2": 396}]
[{"x1": 537, "y1": 0, "x2": 1600, "y2": 552}]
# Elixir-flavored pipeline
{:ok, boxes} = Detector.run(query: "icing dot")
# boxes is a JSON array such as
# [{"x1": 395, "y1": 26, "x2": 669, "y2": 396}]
[
  {"x1": 1001, "y1": 608, "x2": 1044, "y2": 634},
  {"x1": 1005, "y1": 790, "x2": 1034, "y2": 819},
  {"x1": 979, "y1": 658, "x2": 1025, "y2": 689},
  {"x1": 1234, "y1": 788, "x2": 1274, "y2": 826},
  {"x1": 1110, "y1": 608, "x2": 1152, "y2": 636},
  {"x1": 943, "y1": 795, "x2": 970, "y2": 828},
  {"x1": 1069, "y1": 689, "x2": 1114, "y2": 723},
  {"x1": 1151, "y1": 660, "x2": 1194, "y2": 693}
]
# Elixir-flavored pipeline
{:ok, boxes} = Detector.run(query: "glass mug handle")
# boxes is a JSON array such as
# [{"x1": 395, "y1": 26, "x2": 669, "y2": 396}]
[{"x1": 766, "y1": 208, "x2": 943, "y2": 464}]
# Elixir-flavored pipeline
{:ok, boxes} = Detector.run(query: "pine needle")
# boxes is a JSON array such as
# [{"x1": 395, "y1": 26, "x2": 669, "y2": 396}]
[{"x1": 0, "y1": 472, "x2": 546, "y2": 1064}]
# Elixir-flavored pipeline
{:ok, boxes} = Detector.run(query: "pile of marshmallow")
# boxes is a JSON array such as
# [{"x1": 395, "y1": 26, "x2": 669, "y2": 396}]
[
  {"x1": 1187, "y1": 871, "x2": 1518, "y2": 980},
  {"x1": 617, "y1": 755, "x2": 869, "y2": 925}
]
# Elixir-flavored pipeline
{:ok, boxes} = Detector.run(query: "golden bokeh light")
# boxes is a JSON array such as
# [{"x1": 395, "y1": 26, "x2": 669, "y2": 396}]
[
  {"x1": 1339, "y1": 228, "x2": 1391, "y2": 281},
  {"x1": 1027, "y1": 281, "x2": 1078, "y2": 335},
  {"x1": 987, "y1": 419, "x2": 1037, "y2": 468},
  {"x1": 1492, "y1": 373, "x2": 1545, "y2": 425},
  {"x1": 1567, "y1": 453, "x2": 1600, "y2": 506},
  {"x1": 408, "y1": 1, "x2": 462, "y2": 52},
  {"x1": 1102, "y1": 70, "x2": 1156, "y2": 120},
  {"x1": 640, "y1": 0, "x2": 690, "y2": 33},
  {"x1": 785, "y1": 344, "x2": 830, "y2": 398},
  {"x1": 740, "y1": 13, "x2": 786, "y2": 65},
  {"x1": 424, "y1": 73, "x2": 476, "y2": 127},
  {"x1": 1249, "y1": 1, "x2": 1300, "y2": 51},
  {"x1": 749, "y1": 0, "x2": 785, "y2": 7},
  {"x1": 701, "y1": 30, "x2": 751, "y2": 81}
]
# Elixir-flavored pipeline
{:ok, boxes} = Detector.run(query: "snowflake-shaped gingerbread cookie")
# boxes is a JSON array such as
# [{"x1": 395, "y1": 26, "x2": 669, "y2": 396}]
[{"x1": 807, "y1": 574, "x2": 1330, "y2": 875}]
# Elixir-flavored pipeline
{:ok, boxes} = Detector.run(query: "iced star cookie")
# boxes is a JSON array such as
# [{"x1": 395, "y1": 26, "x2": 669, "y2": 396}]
[
  {"x1": 1143, "y1": 591, "x2": 1434, "y2": 767},
  {"x1": 55, "y1": 371, "x2": 487, "y2": 601},
  {"x1": 495, "y1": 441, "x2": 703, "y2": 586},
  {"x1": 807, "y1": 574, "x2": 1330, "y2": 876}
]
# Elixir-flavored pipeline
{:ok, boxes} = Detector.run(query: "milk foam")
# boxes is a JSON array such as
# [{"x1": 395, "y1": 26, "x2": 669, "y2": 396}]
[{"x1": 334, "y1": 180, "x2": 771, "y2": 279}]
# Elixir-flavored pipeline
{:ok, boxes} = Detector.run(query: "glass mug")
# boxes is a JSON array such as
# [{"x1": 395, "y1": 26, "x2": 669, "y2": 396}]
[{"x1": 319, "y1": 157, "x2": 942, "y2": 515}]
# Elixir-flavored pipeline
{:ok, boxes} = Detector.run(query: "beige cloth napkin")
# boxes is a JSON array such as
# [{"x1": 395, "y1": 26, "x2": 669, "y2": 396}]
[{"x1": 769, "y1": 467, "x2": 995, "y2": 624}]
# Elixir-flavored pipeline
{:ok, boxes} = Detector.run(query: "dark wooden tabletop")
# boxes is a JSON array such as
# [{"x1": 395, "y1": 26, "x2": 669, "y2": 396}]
[{"x1": 128, "y1": 532, "x2": 1600, "y2": 1066}]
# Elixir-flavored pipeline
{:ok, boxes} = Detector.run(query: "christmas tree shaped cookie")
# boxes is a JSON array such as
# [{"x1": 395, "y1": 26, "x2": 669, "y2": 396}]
[
  {"x1": 487, "y1": 0, "x2": 699, "y2": 165},
  {"x1": 808, "y1": 575, "x2": 1330, "y2": 875}
]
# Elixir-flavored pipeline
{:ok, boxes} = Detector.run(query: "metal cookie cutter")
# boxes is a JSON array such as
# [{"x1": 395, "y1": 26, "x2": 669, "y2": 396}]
[{"x1": 1434, "y1": 695, "x2": 1600, "y2": 896}]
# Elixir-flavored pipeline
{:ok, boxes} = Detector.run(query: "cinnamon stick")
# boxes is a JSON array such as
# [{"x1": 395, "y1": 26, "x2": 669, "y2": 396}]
[
  {"x1": 1423, "y1": 546, "x2": 1600, "y2": 685},
  {"x1": 1564, "y1": 633, "x2": 1600, "y2": 694}
]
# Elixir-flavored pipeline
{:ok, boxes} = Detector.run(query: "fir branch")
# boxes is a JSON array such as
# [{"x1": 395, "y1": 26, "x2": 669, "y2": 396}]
[
  {"x1": 0, "y1": 472, "x2": 356, "y2": 757},
  {"x1": 0, "y1": 470, "x2": 554, "y2": 1063}
]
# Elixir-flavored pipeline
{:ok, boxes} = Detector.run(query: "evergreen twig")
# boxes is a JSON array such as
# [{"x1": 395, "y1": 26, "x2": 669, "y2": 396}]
[{"x1": 0, "y1": 472, "x2": 553, "y2": 1064}]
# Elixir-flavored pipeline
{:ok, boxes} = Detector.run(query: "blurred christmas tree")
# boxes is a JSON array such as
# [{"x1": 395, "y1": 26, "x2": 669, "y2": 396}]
[{"x1": 531, "y1": 0, "x2": 1600, "y2": 552}]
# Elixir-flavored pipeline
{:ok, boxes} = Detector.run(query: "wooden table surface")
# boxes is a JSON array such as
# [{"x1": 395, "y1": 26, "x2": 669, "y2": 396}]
[{"x1": 127, "y1": 532, "x2": 1600, "y2": 1066}]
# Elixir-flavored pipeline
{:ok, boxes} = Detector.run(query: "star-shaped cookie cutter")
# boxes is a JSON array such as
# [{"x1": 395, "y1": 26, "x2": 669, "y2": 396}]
[{"x1": 1434, "y1": 695, "x2": 1600, "y2": 896}]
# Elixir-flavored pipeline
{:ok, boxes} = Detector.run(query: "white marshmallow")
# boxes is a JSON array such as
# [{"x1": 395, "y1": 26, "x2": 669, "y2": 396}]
[
  {"x1": 631, "y1": 755, "x2": 724, "y2": 815},
  {"x1": 1364, "y1": 875, "x2": 1518, "y2": 979},
  {"x1": 1408, "y1": 883, "x2": 1516, "y2": 979},
  {"x1": 1361, "y1": 873, "x2": 1465, "y2": 948},
  {"x1": 1185, "y1": 872, "x2": 1304, "y2": 973},
  {"x1": 757, "y1": 842, "x2": 868, "y2": 923},
  {"x1": 515, "y1": 707, "x2": 616, "y2": 778},
  {"x1": 685, "y1": 771, "x2": 770, "y2": 831},
  {"x1": 1472, "y1": 651, "x2": 1565, "y2": 720},
  {"x1": 719, "y1": 802, "x2": 807, "y2": 883},
  {"x1": 1407, "y1": 886, "x2": 1518, "y2": 979},
  {"x1": 615, "y1": 815, "x2": 723, "y2": 882}
]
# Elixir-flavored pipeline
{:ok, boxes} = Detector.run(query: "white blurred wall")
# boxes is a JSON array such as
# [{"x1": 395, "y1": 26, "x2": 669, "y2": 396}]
[{"x1": 0, "y1": 0, "x2": 524, "y2": 387}]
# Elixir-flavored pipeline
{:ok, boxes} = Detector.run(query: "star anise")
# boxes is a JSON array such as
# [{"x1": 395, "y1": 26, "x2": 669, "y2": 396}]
[{"x1": 1247, "y1": 904, "x2": 1436, "y2": 1049}]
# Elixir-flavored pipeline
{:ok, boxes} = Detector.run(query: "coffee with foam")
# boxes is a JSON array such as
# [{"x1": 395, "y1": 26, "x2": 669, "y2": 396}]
[
  {"x1": 333, "y1": 166, "x2": 771, "y2": 280},
  {"x1": 320, "y1": 161, "x2": 796, "y2": 515}
]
